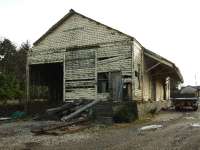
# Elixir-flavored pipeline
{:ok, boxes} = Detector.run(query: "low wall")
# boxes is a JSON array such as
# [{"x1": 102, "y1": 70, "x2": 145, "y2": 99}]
[
  {"x1": 112, "y1": 101, "x2": 138, "y2": 122},
  {"x1": 94, "y1": 100, "x2": 170, "y2": 123},
  {"x1": 136, "y1": 100, "x2": 171, "y2": 118}
]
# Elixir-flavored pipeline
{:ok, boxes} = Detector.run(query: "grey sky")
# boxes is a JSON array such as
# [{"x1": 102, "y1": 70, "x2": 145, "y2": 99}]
[{"x1": 0, "y1": 0, "x2": 200, "y2": 85}]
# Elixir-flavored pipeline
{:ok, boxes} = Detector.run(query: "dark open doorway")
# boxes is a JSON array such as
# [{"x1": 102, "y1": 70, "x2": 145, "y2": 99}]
[{"x1": 29, "y1": 63, "x2": 63, "y2": 107}]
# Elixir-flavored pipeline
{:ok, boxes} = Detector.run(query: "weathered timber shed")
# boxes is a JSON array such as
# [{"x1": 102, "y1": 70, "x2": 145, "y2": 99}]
[{"x1": 27, "y1": 9, "x2": 183, "y2": 117}]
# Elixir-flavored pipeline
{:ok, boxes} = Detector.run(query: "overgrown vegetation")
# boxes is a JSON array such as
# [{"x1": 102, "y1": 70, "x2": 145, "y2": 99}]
[
  {"x1": 0, "y1": 38, "x2": 30, "y2": 105},
  {"x1": 0, "y1": 74, "x2": 23, "y2": 104},
  {"x1": 113, "y1": 103, "x2": 137, "y2": 123}
]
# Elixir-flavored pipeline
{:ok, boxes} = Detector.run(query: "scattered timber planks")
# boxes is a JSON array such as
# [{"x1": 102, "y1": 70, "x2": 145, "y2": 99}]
[
  {"x1": 31, "y1": 117, "x2": 88, "y2": 134},
  {"x1": 61, "y1": 99, "x2": 100, "y2": 121},
  {"x1": 34, "y1": 100, "x2": 92, "y2": 121},
  {"x1": 31, "y1": 99, "x2": 100, "y2": 135},
  {"x1": 46, "y1": 102, "x2": 74, "y2": 115},
  {"x1": 45, "y1": 123, "x2": 91, "y2": 135},
  {"x1": 46, "y1": 100, "x2": 89, "y2": 115}
]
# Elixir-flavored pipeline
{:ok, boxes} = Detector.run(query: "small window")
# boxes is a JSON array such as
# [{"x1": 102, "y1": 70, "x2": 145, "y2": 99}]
[{"x1": 97, "y1": 72, "x2": 109, "y2": 93}]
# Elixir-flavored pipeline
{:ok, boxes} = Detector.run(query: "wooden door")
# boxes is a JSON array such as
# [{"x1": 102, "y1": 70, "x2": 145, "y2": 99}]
[{"x1": 111, "y1": 72, "x2": 122, "y2": 101}]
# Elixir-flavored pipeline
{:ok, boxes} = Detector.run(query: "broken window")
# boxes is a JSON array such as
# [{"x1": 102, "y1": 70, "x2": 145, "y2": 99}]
[{"x1": 97, "y1": 72, "x2": 109, "y2": 93}]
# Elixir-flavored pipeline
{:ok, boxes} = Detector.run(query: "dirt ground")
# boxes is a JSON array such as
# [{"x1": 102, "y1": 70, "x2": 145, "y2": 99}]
[{"x1": 1, "y1": 109, "x2": 200, "y2": 150}]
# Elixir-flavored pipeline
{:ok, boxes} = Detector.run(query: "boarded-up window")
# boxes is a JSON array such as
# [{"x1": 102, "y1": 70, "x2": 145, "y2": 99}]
[
  {"x1": 65, "y1": 50, "x2": 95, "y2": 70},
  {"x1": 98, "y1": 72, "x2": 109, "y2": 93}
]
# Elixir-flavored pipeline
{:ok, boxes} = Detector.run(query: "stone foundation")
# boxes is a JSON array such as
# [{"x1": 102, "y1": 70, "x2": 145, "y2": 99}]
[
  {"x1": 93, "y1": 100, "x2": 171, "y2": 123},
  {"x1": 136, "y1": 100, "x2": 171, "y2": 118}
]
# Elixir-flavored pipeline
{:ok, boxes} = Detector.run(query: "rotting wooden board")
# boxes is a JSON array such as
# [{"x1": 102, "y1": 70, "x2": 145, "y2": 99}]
[
  {"x1": 65, "y1": 88, "x2": 96, "y2": 100},
  {"x1": 45, "y1": 123, "x2": 91, "y2": 135},
  {"x1": 46, "y1": 102, "x2": 74, "y2": 115},
  {"x1": 61, "y1": 99, "x2": 100, "y2": 121},
  {"x1": 31, "y1": 117, "x2": 88, "y2": 134}
]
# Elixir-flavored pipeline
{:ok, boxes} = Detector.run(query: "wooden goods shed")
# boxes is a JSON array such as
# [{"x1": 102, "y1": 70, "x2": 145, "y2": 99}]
[{"x1": 26, "y1": 9, "x2": 183, "y2": 117}]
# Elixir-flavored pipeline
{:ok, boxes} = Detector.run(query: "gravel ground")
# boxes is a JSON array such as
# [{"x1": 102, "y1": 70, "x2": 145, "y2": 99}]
[
  {"x1": 1, "y1": 110, "x2": 200, "y2": 150},
  {"x1": 0, "y1": 121, "x2": 91, "y2": 149}
]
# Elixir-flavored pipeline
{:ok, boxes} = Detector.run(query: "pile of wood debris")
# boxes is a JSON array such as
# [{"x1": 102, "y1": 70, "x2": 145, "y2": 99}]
[
  {"x1": 31, "y1": 99, "x2": 100, "y2": 135},
  {"x1": 31, "y1": 117, "x2": 90, "y2": 135}
]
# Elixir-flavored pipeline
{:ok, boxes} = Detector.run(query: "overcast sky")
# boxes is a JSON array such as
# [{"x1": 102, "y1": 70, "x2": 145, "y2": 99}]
[{"x1": 0, "y1": 0, "x2": 200, "y2": 85}]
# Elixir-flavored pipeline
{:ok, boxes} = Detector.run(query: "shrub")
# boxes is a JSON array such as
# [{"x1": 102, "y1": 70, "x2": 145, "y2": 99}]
[
  {"x1": 113, "y1": 103, "x2": 137, "y2": 123},
  {"x1": 0, "y1": 73, "x2": 23, "y2": 104}
]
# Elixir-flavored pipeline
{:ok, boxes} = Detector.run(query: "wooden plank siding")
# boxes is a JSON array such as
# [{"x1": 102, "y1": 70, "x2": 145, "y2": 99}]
[
  {"x1": 65, "y1": 88, "x2": 96, "y2": 100},
  {"x1": 96, "y1": 43, "x2": 132, "y2": 101},
  {"x1": 97, "y1": 44, "x2": 132, "y2": 76},
  {"x1": 65, "y1": 49, "x2": 96, "y2": 100},
  {"x1": 133, "y1": 41, "x2": 143, "y2": 101},
  {"x1": 64, "y1": 43, "x2": 132, "y2": 101},
  {"x1": 32, "y1": 14, "x2": 130, "y2": 52},
  {"x1": 28, "y1": 51, "x2": 65, "y2": 65}
]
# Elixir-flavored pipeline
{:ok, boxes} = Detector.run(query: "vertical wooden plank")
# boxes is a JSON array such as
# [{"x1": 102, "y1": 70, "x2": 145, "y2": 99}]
[
  {"x1": 63, "y1": 54, "x2": 66, "y2": 102},
  {"x1": 131, "y1": 41, "x2": 135, "y2": 101},
  {"x1": 95, "y1": 49, "x2": 97, "y2": 101}
]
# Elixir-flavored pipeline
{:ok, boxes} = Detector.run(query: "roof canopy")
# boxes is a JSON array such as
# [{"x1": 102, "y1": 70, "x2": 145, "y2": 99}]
[{"x1": 144, "y1": 49, "x2": 183, "y2": 82}]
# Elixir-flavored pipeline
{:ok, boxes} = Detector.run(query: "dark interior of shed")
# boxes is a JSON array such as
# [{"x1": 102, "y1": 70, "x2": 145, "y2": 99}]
[{"x1": 29, "y1": 63, "x2": 63, "y2": 107}]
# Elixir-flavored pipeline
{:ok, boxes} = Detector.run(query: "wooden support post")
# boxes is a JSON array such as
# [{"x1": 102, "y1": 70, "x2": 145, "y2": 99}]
[
  {"x1": 108, "y1": 72, "x2": 112, "y2": 100},
  {"x1": 141, "y1": 48, "x2": 144, "y2": 102},
  {"x1": 131, "y1": 41, "x2": 135, "y2": 100},
  {"x1": 63, "y1": 54, "x2": 65, "y2": 102}
]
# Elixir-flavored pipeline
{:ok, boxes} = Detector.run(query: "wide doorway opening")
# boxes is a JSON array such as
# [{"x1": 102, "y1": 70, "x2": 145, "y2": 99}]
[{"x1": 29, "y1": 62, "x2": 63, "y2": 109}]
